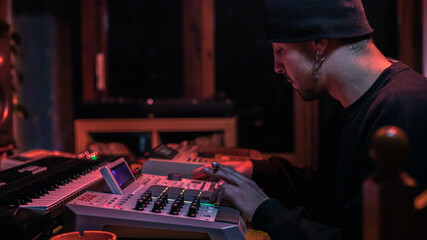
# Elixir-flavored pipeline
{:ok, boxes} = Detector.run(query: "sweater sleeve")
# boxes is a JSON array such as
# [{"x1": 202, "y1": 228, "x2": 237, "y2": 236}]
[
  {"x1": 251, "y1": 156, "x2": 316, "y2": 209},
  {"x1": 252, "y1": 198, "x2": 343, "y2": 240}
]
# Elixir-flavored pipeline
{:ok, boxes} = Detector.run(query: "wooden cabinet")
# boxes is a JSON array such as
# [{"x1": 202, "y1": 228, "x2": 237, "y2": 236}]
[{"x1": 74, "y1": 117, "x2": 237, "y2": 153}]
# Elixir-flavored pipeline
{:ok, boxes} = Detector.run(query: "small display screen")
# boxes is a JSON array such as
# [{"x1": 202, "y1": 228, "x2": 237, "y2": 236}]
[
  {"x1": 159, "y1": 147, "x2": 173, "y2": 156},
  {"x1": 111, "y1": 162, "x2": 134, "y2": 189}
]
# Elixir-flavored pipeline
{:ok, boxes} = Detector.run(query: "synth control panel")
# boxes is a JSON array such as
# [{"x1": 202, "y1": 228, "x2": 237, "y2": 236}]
[
  {"x1": 65, "y1": 158, "x2": 246, "y2": 240},
  {"x1": 142, "y1": 143, "x2": 263, "y2": 178}
]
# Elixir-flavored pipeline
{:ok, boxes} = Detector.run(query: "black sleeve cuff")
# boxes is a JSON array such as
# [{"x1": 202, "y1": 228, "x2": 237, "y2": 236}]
[{"x1": 251, "y1": 198, "x2": 290, "y2": 228}]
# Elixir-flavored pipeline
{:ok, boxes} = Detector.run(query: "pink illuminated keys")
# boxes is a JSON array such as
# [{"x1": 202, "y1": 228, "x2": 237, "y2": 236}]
[{"x1": 20, "y1": 167, "x2": 103, "y2": 212}]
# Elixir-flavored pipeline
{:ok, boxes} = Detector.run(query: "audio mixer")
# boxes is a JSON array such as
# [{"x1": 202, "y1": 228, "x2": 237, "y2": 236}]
[{"x1": 64, "y1": 158, "x2": 246, "y2": 239}]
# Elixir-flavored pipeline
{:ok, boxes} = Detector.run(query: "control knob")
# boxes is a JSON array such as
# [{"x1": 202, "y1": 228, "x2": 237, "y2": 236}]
[
  {"x1": 167, "y1": 172, "x2": 182, "y2": 181},
  {"x1": 187, "y1": 205, "x2": 198, "y2": 217}
]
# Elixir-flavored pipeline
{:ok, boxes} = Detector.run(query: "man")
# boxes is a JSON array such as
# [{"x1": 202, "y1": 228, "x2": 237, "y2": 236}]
[{"x1": 192, "y1": 0, "x2": 427, "y2": 239}]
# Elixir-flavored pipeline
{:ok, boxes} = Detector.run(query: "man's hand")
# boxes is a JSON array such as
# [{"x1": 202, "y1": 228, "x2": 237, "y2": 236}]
[
  {"x1": 192, "y1": 160, "x2": 254, "y2": 179},
  {"x1": 203, "y1": 161, "x2": 269, "y2": 221}
]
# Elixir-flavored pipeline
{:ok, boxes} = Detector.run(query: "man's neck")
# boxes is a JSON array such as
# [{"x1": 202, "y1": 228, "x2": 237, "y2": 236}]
[{"x1": 325, "y1": 43, "x2": 392, "y2": 108}]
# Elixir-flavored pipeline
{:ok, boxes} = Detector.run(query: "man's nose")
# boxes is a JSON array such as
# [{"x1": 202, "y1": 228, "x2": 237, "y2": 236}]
[
  {"x1": 273, "y1": 54, "x2": 285, "y2": 74},
  {"x1": 274, "y1": 63, "x2": 285, "y2": 74}
]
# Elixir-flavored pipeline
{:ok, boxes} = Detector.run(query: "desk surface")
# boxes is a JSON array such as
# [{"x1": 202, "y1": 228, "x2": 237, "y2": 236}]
[{"x1": 246, "y1": 229, "x2": 271, "y2": 240}]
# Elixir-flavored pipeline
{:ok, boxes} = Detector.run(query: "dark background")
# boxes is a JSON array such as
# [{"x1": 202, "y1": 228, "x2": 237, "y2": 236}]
[{"x1": 11, "y1": 0, "x2": 401, "y2": 155}]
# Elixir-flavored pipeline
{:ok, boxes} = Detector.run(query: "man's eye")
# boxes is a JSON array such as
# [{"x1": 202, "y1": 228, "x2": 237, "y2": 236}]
[{"x1": 275, "y1": 48, "x2": 282, "y2": 54}]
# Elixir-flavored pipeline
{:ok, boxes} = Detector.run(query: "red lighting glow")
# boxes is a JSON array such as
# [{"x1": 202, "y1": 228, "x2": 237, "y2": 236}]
[
  {"x1": 386, "y1": 127, "x2": 398, "y2": 136},
  {"x1": 0, "y1": 56, "x2": 4, "y2": 65}
]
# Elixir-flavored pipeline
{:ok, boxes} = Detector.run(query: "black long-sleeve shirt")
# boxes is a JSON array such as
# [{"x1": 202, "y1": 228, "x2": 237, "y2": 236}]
[{"x1": 250, "y1": 61, "x2": 427, "y2": 239}]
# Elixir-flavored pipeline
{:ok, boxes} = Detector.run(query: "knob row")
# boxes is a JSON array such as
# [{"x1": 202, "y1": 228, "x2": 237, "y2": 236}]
[{"x1": 134, "y1": 191, "x2": 202, "y2": 218}]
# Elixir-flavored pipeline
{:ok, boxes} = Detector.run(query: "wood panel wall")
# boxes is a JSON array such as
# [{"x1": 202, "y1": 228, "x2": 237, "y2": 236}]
[
  {"x1": 398, "y1": 0, "x2": 423, "y2": 73},
  {"x1": 81, "y1": 0, "x2": 107, "y2": 102},
  {"x1": 0, "y1": 0, "x2": 10, "y2": 22},
  {"x1": 182, "y1": 0, "x2": 215, "y2": 99}
]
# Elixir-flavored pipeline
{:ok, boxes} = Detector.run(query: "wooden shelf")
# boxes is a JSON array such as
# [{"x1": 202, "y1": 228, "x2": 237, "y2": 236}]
[{"x1": 74, "y1": 117, "x2": 237, "y2": 153}]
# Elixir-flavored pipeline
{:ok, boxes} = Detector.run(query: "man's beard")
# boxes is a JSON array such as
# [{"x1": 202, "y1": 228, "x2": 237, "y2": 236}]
[
  {"x1": 294, "y1": 70, "x2": 323, "y2": 101},
  {"x1": 296, "y1": 87, "x2": 322, "y2": 101},
  {"x1": 296, "y1": 60, "x2": 324, "y2": 101}
]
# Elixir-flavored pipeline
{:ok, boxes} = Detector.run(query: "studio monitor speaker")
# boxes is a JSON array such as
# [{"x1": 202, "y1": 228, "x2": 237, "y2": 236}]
[{"x1": 0, "y1": 37, "x2": 15, "y2": 150}]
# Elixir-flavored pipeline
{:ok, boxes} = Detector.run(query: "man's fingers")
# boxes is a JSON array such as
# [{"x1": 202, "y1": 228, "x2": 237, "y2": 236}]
[
  {"x1": 206, "y1": 173, "x2": 270, "y2": 221},
  {"x1": 203, "y1": 165, "x2": 241, "y2": 186},
  {"x1": 209, "y1": 185, "x2": 219, "y2": 204},
  {"x1": 192, "y1": 173, "x2": 207, "y2": 180},
  {"x1": 212, "y1": 161, "x2": 221, "y2": 172},
  {"x1": 209, "y1": 182, "x2": 236, "y2": 205},
  {"x1": 191, "y1": 165, "x2": 210, "y2": 177},
  {"x1": 207, "y1": 162, "x2": 251, "y2": 184}
]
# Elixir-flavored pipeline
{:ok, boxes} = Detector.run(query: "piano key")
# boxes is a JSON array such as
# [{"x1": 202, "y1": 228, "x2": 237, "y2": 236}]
[{"x1": 21, "y1": 168, "x2": 103, "y2": 211}]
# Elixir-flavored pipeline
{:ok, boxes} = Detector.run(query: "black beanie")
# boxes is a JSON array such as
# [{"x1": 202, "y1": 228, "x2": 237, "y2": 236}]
[{"x1": 264, "y1": 0, "x2": 374, "y2": 43}]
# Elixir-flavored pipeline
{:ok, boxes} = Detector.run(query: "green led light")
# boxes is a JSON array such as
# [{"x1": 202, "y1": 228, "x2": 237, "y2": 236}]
[
  {"x1": 200, "y1": 202, "x2": 215, "y2": 207},
  {"x1": 91, "y1": 155, "x2": 98, "y2": 160}
]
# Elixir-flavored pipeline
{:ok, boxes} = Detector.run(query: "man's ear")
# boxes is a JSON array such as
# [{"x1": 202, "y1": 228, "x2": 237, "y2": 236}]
[{"x1": 313, "y1": 39, "x2": 329, "y2": 54}]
